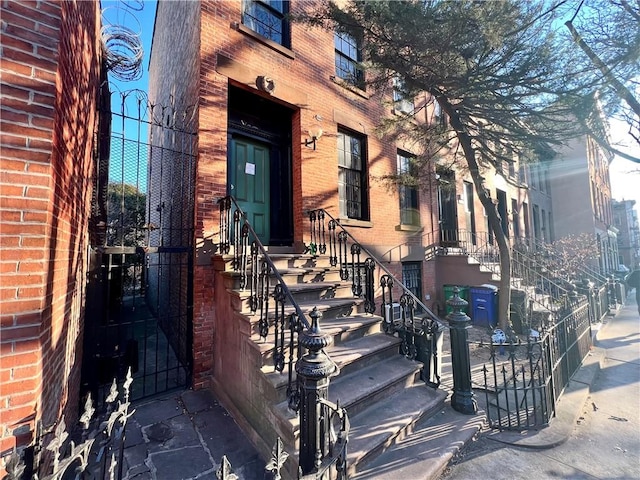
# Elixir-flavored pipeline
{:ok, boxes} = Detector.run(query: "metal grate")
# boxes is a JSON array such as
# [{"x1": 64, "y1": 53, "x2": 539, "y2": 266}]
[{"x1": 82, "y1": 89, "x2": 197, "y2": 405}]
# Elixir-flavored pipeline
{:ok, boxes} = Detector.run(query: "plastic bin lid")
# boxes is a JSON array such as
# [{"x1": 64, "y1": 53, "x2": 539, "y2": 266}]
[{"x1": 476, "y1": 284, "x2": 498, "y2": 291}]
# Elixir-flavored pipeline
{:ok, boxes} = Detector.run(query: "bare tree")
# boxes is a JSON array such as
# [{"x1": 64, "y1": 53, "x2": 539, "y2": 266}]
[{"x1": 564, "y1": 0, "x2": 640, "y2": 162}]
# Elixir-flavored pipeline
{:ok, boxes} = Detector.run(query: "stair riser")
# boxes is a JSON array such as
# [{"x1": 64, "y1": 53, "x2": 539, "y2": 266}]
[
  {"x1": 224, "y1": 269, "x2": 344, "y2": 290},
  {"x1": 335, "y1": 342, "x2": 402, "y2": 378},
  {"x1": 214, "y1": 254, "x2": 335, "y2": 271},
  {"x1": 231, "y1": 286, "x2": 356, "y2": 315},
  {"x1": 269, "y1": 255, "x2": 334, "y2": 270},
  {"x1": 248, "y1": 301, "x2": 366, "y2": 329}
]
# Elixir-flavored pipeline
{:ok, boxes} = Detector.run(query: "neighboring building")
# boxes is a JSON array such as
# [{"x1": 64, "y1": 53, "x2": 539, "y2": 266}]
[
  {"x1": 613, "y1": 199, "x2": 640, "y2": 269},
  {"x1": 549, "y1": 133, "x2": 619, "y2": 275},
  {"x1": 0, "y1": 0, "x2": 103, "y2": 472}
]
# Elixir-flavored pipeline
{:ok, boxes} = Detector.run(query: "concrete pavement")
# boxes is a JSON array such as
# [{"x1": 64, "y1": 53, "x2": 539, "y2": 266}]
[
  {"x1": 121, "y1": 389, "x2": 265, "y2": 479},
  {"x1": 439, "y1": 293, "x2": 640, "y2": 480}
]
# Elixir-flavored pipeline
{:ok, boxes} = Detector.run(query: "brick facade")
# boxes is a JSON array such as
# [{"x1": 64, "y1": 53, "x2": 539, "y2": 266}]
[
  {"x1": 149, "y1": 1, "x2": 441, "y2": 389},
  {"x1": 1, "y1": 0, "x2": 101, "y2": 470}
]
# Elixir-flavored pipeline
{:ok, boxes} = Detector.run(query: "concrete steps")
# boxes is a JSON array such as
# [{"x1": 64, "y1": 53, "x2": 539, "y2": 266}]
[{"x1": 213, "y1": 250, "x2": 450, "y2": 478}]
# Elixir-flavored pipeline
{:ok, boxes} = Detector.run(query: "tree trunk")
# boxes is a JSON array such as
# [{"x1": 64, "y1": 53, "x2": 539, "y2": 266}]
[{"x1": 438, "y1": 97, "x2": 512, "y2": 331}]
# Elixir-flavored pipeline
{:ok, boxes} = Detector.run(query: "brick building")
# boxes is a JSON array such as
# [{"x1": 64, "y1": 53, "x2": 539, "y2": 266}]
[
  {"x1": 613, "y1": 199, "x2": 640, "y2": 269},
  {"x1": 149, "y1": 0, "x2": 442, "y2": 390},
  {"x1": 549, "y1": 134, "x2": 619, "y2": 274},
  {"x1": 0, "y1": 0, "x2": 103, "y2": 472}
]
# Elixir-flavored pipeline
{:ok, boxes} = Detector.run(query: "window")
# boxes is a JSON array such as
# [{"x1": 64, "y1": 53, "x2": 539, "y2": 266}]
[
  {"x1": 397, "y1": 151, "x2": 420, "y2": 226},
  {"x1": 533, "y1": 204, "x2": 541, "y2": 240},
  {"x1": 402, "y1": 262, "x2": 423, "y2": 309},
  {"x1": 433, "y1": 100, "x2": 447, "y2": 127},
  {"x1": 335, "y1": 31, "x2": 364, "y2": 88},
  {"x1": 242, "y1": 0, "x2": 290, "y2": 47},
  {"x1": 393, "y1": 76, "x2": 413, "y2": 114},
  {"x1": 512, "y1": 199, "x2": 520, "y2": 239},
  {"x1": 338, "y1": 129, "x2": 368, "y2": 220}
]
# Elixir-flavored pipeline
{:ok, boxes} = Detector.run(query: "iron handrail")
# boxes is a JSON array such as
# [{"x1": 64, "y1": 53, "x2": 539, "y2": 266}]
[
  {"x1": 309, "y1": 208, "x2": 445, "y2": 327},
  {"x1": 440, "y1": 229, "x2": 571, "y2": 318},
  {"x1": 219, "y1": 196, "x2": 311, "y2": 331}
]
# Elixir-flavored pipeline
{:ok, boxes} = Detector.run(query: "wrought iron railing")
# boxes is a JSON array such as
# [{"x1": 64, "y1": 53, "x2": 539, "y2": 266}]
[
  {"x1": 5, "y1": 371, "x2": 134, "y2": 480},
  {"x1": 437, "y1": 230, "x2": 571, "y2": 326},
  {"x1": 483, "y1": 295, "x2": 591, "y2": 430},
  {"x1": 513, "y1": 237, "x2": 608, "y2": 287},
  {"x1": 308, "y1": 209, "x2": 445, "y2": 388},
  {"x1": 218, "y1": 197, "x2": 348, "y2": 477}
]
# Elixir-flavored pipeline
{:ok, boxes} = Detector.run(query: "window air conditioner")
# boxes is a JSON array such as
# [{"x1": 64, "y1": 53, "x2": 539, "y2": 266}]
[{"x1": 384, "y1": 302, "x2": 402, "y2": 325}]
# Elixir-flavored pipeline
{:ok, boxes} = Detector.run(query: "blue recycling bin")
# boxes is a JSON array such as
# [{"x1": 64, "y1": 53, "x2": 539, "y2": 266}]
[{"x1": 469, "y1": 284, "x2": 499, "y2": 328}]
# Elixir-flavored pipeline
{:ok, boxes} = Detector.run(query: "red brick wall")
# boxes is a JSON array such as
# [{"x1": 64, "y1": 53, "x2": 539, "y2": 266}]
[{"x1": 0, "y1": 0, "x2": 101, "y2": 469}]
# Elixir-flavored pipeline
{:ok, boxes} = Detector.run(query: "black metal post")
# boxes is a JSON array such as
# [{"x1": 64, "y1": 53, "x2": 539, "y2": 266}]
[
  {"x1": 447, "y1": 287, "x2": 477, "y2": 415},
  {"x1": 296, "y1": 307, "x2": 337, "y2": 475}
]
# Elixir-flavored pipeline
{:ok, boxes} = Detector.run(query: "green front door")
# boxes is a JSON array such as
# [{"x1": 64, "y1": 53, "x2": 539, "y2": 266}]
[{"x1": 229, "y1": 137, "x2": 270, "y2": 244}]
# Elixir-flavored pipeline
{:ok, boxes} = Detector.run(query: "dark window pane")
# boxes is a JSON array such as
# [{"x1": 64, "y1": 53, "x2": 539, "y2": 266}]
[
  {"x1": 398, "y1": 152, "x2": 420, "y2": 225},
  {"x1": 334, "y1": 31, "x2": 363, "y2": 87},
  {"x1": 243, "y1": 1, "x2": 289, "y2": 46},
  {"x1": 338, "y1": 130, "x2": 367, "y2": 220}
]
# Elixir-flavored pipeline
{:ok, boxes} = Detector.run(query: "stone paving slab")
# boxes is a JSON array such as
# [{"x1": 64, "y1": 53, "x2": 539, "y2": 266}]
[{"x1": 122, "y1": 389, "x2": 265, "y2": 480}]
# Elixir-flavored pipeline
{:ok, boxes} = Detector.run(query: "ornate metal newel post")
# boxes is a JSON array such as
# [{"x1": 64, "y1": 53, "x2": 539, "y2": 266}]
[
  {"x1": 447, "y1": 287, "x2": 477, "y2": 415},
  {"x1": 296, "y1": 307, "x2": 337, "y2": 475}
]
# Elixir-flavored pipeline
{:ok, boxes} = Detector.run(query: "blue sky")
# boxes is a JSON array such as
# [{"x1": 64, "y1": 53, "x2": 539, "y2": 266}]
[{"x1": 102, "y1": 0, "x2": 157, "y2": 190}]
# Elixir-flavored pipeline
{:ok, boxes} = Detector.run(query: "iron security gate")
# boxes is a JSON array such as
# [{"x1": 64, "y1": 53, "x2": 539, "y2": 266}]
[{"x1": 82, "y1": 89, "x2": 197, "y2": 405}]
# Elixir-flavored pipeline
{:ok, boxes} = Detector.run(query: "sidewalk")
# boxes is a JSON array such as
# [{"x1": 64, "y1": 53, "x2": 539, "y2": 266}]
[
  {"x1": 121, "y1": 389, "x2": 264, "y2": 479},
  {"x1": 439, "y1": 295, "x2": 640, "y2": 479}
]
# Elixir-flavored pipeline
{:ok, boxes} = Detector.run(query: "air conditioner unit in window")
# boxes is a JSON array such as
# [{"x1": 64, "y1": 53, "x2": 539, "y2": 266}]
[{"x1": 384, "y1": 302, "x2": 402, "y2": 325}]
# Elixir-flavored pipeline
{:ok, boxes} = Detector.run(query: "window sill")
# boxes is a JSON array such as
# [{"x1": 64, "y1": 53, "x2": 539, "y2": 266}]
[
  {"x1": 330, "y1": 76, "x2": 369, "y2": 99},
  {"x1": 233, "y1": 23, "x2": 295, "y2": 59},
  {"x1": 338, "y1": 218, "x2": 373, "y2": 228},
  {"x1": 395, "y1": 224, "x2": 423, "y2": 232}
]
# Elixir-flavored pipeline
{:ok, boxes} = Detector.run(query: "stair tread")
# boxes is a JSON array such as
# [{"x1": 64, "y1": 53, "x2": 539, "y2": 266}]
[
  {"x1": 328, "y1": 355, "x2": 421, "y2": 409},
  {"x1": 261, "y1": 332, "x2": 401, "y2": 389},
  {"x1": 352, "y1": 397, "x2": 484, "y2": 479},
  {"x1": 347, "y1": 384, "x2": 448, "y2": 473},
  {"x1": 251, "y1": 314, "x2": 383, "y2": 349},
  {"x1": 273, "y1": 355, "x2": 422, "y2": 427},
  {"x1": 234, "y1": 296, "x2": 364, "y2": 317}
]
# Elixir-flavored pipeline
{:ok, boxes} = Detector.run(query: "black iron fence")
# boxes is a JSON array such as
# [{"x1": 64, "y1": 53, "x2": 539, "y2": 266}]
[
  {"x1": 483, "y1": 296, "x2": 592, "y2": 430},
  {"x1": 218, "y1": 197, "x2": 348, "y2": 478},
  {"x1": 308, "y1": 209, "x2": 445, "y2": 388},
  {"x1": 5, "y1": 371, "x2": 134, "y2": 480}
]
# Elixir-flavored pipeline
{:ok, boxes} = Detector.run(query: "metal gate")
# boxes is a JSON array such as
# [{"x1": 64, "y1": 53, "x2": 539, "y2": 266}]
[{"x1": 82, "y1": 89, "x2": 197, "y2": 404}]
